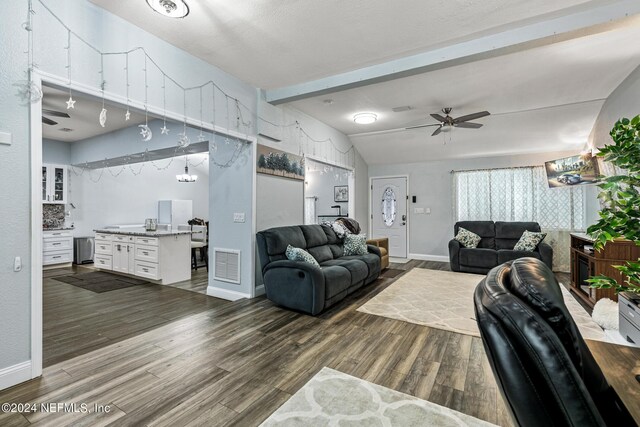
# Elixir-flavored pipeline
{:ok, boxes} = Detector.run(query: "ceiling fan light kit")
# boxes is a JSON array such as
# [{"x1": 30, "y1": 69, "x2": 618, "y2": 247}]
[
  {"x1": 353, "y1": 112, "x2": 377, "y2": 125},
  {"x1": 146, "y1": 0, "x2": 189, "y2": 18}
]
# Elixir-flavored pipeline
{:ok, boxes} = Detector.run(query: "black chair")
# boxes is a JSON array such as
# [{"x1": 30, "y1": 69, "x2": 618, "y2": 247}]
[{"x1": 474, "y1": 257, "x2": 635, "y2": 427}]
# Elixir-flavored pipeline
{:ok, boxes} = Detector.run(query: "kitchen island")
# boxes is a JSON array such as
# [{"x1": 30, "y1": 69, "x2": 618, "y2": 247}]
[{"x1": 94, "y1": 228, "x2": 192, "y2": 285}]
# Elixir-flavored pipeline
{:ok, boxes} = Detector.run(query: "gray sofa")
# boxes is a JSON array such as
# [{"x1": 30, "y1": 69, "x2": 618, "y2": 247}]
[
  {"x1": 449, "y1": 221, "x2": 553, "y2": 274},
  {"x1": 256, "y1": 224, "x2": 381, "y2": 315}
]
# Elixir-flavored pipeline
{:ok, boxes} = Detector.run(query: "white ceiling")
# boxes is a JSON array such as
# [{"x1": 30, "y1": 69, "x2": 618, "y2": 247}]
[
  {"x1": 90, "y1": 0, "x2": 609, "y2": 89},
  {"x1": 87, "y1": 0, "x2": 640, "y2": 164},
  {"x1": 42, "y1": 86, "x2": 148, "y2": 142}
]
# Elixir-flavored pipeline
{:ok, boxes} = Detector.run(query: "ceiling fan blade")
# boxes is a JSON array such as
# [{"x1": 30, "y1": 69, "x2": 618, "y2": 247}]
[
  {"x1": 431, "y1": 126, "x2": 443, "y2": 136},
  {"x1": 453, "y1": 111, "x2": 490, "y2": 123},
  {"x1": 454, "y1": 122, "x2": 483, "y2": 129},
  {"x1": 430, "y1": 113, "x2": 447, "y2": 123},
  {"x1": 42, "y1": 109, "x2": 70, "y2": 118},
  {"x1": 42, "y1": 116, "x2": 58, "y2": 126},
  {"x1": 405, "y1": 123, "x2": 441, "y2": 130}
]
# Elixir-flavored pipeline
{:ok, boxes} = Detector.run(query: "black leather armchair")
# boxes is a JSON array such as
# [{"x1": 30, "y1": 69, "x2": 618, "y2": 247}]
[{"x1": 474, "y1": 257, "x2": 634, "y2": 427}]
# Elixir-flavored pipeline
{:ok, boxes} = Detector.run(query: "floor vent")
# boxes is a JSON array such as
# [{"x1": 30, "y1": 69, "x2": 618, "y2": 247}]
[{"x1": 213, "y1": 248, "x2": 241, "y2": 284}]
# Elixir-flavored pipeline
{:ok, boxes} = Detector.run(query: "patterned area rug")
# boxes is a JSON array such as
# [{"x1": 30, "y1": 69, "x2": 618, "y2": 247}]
[
  {"x1": 260, "y1": 367, "x2": 497, "y2": 426},
  {"x1": 53, "y1": 271, "x2": 149, "y2": 293},
  {"x1": 357, "y1": 268, "x2": 607, "y2": 341}
]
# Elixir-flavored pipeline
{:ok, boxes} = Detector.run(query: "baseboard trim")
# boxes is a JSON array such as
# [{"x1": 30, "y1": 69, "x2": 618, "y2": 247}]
[
  {"x1": 255, "y1": 284, "x2": 265, "y2": 297},
  {"x1": 206, "y1": 286, "x2": 251, "y2": 301},
  {"x1": 0, "y1": 361, "x2": 32, "y2": 391},
  {"x1": 408, "y1": 253, "x2": 450, "y2": 263}
]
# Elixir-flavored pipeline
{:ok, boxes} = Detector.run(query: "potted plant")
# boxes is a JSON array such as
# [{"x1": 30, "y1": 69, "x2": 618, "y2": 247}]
[{"x1": 586, "y1": 115, "x2": 640, "y2": 294}]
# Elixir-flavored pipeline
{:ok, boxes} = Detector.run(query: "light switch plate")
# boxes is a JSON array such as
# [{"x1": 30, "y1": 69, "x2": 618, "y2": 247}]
[
  {"x1": 233, "y1": 212, "x2": 246, "y2": 223},
  {"x1": 0, "y1": 132, "x2": 11, "y2": 146},
  {"x1": 414, "y1": 207, "x2": 425, "y2": 214},
  {"x1": 426, "y1": 208, "x2": 431, "y2": 214}
]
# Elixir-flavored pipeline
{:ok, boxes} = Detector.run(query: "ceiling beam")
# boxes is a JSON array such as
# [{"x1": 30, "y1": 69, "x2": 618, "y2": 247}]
[{"x1": 265, "y1": 0, "x2": 640, "y2": 104}]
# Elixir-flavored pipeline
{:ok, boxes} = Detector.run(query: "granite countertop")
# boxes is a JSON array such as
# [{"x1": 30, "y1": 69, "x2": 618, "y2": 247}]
[
  {"x1": 94, "y1": 228, "x2": 193, "y2": 237},
  {"x1": 43, "y1": 227, "x2": 75, "y2": 231}
]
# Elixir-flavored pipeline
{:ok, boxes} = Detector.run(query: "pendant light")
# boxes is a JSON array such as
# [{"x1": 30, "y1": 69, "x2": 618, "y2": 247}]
[{"x1": 176, "y1": 158, "x2": 198, "y2": 182}]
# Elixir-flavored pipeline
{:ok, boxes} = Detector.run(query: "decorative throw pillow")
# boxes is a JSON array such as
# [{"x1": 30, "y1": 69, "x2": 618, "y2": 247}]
[
  {"x1": 343, "y1": 234, "x2": 368, "y2": 256},
  {"x1": 285, "y1": 245, "x2": 320, "y2": 268},
  {"x1": 514, "y1": 230, "x2": 547, "y2": 252},
  {"x1": 455, "y1": 227, "x2": 482, "y2": 248}
]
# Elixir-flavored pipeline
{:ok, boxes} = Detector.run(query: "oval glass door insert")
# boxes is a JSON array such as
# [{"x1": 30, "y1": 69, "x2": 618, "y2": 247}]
[{"x1": 381, "y1": 187, "x2": 397, "y2": 227}]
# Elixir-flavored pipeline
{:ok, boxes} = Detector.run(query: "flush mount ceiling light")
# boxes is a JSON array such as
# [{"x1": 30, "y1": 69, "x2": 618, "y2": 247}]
[
  {"x1": 146, "y1": 0, "x2": 189, "y2": 18},
  {"x1": 353, "y1": 112, "x2": 377, "y2": 125}
]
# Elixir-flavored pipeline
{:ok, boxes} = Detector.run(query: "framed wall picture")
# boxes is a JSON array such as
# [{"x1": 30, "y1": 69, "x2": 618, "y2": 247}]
[
  {"x1": 256, "y1": 144, "x2": 305, "y2": 181},
  {"x1": 334, "y1": 185, "x2": 349, "y2": 202}
]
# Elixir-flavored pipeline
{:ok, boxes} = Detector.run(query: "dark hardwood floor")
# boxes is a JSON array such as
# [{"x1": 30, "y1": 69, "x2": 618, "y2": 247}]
[{"x1": 1, "y1": 261, "x2": 534, "y2": 426}]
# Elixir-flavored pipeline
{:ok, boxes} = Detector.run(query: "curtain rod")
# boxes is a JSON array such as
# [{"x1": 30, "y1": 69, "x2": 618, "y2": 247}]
[{"x1": 450, "y1": 165, "x2": 539, "y2": 174}]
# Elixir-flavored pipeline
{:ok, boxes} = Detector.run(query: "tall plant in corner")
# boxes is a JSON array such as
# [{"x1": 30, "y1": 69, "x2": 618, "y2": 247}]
[{"x1": 586, "y1": 115, "x2": 640, "y2": 294}]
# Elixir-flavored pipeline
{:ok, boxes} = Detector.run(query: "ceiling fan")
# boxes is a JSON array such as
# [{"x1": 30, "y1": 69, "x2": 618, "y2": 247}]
[
  {"x1": 42, "y1": 108, "x2": 70, "y2": 126},
  {"x1": 406, "y1": 107, "x2": 490, "y2": 136}
]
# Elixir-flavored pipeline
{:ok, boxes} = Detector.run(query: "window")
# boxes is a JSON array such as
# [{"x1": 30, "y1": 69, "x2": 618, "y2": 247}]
[{"x1": 453, "y1": 166, "x2": 585, "y2": 271}]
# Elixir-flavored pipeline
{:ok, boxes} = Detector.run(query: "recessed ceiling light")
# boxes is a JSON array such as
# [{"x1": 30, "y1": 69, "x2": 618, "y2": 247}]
[
  {"x1": 353, "y1": 113, "x2": 377, "y2": 125},
  {"x1": 146, "y1": 0, "x2": 189, "y2": 18}
]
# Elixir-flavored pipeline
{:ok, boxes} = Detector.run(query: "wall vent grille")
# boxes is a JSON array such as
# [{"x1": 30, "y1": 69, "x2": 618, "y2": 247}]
[{"x1": 213, "y1": 248, "x2": 241, "y2": 284}]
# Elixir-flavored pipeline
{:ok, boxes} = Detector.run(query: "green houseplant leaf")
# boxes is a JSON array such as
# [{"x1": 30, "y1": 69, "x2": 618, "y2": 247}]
[{"x1": 588, "y1": 114, "x2": 640, "y2": 294}]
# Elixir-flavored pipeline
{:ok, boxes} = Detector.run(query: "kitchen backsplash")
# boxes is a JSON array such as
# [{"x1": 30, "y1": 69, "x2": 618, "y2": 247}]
[{"x1": 43, "y1": 204, "x2": 65, "y2": 229}]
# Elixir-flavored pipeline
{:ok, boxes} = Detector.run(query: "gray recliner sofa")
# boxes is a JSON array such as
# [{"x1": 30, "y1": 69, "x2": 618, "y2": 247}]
[
  {"x1": 449, "y1": 221, "x2": 553, "y2": 274},
  {"x1": 256, "y1": 224, "x2": 382, "y2": 315}
]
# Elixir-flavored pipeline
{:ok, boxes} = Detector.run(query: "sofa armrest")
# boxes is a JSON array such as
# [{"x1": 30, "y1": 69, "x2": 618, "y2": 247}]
[
  {"x1": 367, "y1": 244, "x2": 381, "y2": 258},
  {"x1": 262, "y1": 260, "x2": 325, "y2": 315},
  {"x1": 367, "y1": 237, "x2": 389, "y2": 253},
  {"x1": 449, "y1": 239, "x2": 462, "y2": 272},
  {"x1": 537, "y1": 242, "x2": 553, "y2": 270}
]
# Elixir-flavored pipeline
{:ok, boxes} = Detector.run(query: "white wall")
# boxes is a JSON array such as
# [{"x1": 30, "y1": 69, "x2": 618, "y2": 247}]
[
  {"x1": 43, "y1": 139, "x2": 71, "y2": 165},
  {"x1": 256, "y1": 174, "x2": 303, "y2": 231},
  {"x1": 69, "y1": 154, "x2": 209, "y2": 236},
  {"x1": 585, "y1": 63, "x2": 640, "y2": 227},
  {"x1": 369, "y1": 150, "x2": 579, "y2": 259}
]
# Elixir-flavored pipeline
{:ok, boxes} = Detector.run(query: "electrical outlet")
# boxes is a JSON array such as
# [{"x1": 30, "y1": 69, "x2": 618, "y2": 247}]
[{"x1": 233, "y1": 212, "x2": 245, "y2": 223}]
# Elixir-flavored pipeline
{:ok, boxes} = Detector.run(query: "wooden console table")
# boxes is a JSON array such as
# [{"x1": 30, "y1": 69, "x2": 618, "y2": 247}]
[{"x1": 569, "y1": 233, "x2": 640, "y2": 308}]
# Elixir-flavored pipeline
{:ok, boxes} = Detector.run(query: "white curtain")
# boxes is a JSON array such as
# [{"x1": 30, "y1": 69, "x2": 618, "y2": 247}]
[{"x1": 453, "y1": 166, "x2": 585, "y2": 272}]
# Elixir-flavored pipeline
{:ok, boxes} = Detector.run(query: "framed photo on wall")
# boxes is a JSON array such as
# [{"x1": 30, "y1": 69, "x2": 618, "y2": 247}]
[{"x1": 334, "y1": 185, "x2": 349, "y2": 202}]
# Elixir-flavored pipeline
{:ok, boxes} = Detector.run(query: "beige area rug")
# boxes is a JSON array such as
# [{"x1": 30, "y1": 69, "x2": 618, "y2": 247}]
[
  {"x1": 357, "y1": 268, "x2": 607, "y2": 342},
  {"x1": 260, "y1": 367, "x2": 497, "y2": 426}
]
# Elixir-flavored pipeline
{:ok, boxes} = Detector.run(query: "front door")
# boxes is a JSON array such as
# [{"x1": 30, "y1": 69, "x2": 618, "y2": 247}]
[{"x1": 371, "y1": 177, "x2": 407, "y2": 258}]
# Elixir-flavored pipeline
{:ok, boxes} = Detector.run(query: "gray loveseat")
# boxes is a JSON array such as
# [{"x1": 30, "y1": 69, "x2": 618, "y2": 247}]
[
  {"x1": 449, "y1": 221, "x2": 553, "y2": 274},
  {"x1": 257, "y1": 224, "x2": 382, "y2": 315}
]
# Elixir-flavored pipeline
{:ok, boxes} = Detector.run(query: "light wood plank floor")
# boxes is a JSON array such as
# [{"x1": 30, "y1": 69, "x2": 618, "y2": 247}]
[{"x1": 1, "y1": 262, "x2": 520, "y2": 426}]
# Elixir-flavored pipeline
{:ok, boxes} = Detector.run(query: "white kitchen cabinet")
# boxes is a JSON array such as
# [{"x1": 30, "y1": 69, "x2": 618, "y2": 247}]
[
  {"x1": 94, "y1": 230, "x2": 191, "y2": 284},
  {"x1": 112, "y1": 242, "x2": 135, "y2": 274},
  {"x1": 43, "y1": 230, "x2": 73, "y2": 267},
  {"x1": 42, "y1": 163, "x2": 68, "y2": 204}
]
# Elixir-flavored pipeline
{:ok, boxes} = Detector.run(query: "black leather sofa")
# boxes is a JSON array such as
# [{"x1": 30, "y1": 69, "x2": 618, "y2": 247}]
[
  {"x1": 256, "y1": 224, "x2": 381, "y2": 315},
  {"x1": 449, "y1": 221, "x2": 552, "y2": 274},
  {"x1": 474, "y1": 257, "x2": 634, "y2": 427}
]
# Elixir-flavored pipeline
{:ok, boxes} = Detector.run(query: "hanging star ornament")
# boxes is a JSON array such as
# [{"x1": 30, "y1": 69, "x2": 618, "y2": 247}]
[
  {"x1": 125, "y1": 109, "x2": 130, "y2": 121},
  {"x1": 160, "y1": 124, "x2": 169, "y2": 135},
  {"x1": 66, "y1": 96, "x2": 75, "y2": 109},
  {"x1": 198, "y1": 132, "x2": 206, "y2": 142}
]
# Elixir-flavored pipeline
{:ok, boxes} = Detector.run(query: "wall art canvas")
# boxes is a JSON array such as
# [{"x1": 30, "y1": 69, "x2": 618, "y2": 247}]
[
  {"x1": 257, "y1": 144, "x2": 305, "y2": 181},
  {"x1": 334, "y1": 185, "x2": 349, "y2": 202},
  {"x1": 544, "y1": 153, "x2": 600, "y2": 188}
]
